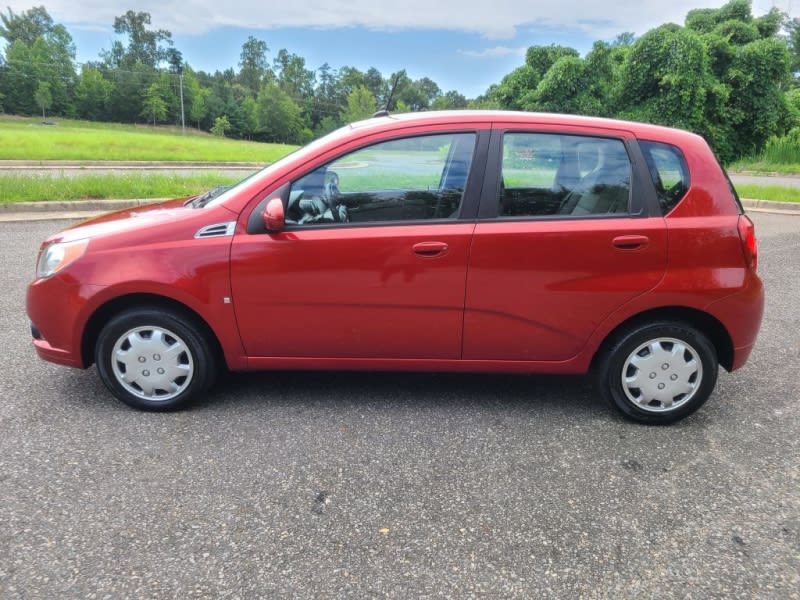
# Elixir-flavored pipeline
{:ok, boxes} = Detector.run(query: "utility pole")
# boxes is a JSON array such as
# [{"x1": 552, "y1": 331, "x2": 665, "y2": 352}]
[{"x1": 179, "y1": 71, "x2": 185, "y2": 134}]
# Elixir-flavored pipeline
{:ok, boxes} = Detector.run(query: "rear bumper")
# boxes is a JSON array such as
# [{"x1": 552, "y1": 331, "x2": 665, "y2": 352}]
[{"x1": 706, "y1": 272, "x2": 764, "y2": 371}]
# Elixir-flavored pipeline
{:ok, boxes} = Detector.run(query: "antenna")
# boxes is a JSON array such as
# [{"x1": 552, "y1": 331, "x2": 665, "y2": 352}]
[{"x1": 372, "y1": 74, "x2": 400, "y2": 118}]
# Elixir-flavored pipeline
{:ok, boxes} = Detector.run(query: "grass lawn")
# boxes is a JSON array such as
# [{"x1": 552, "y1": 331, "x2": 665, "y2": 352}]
[
  {"x1": 0, "y1": 173, "x2": 242, "y2": 203},
  {"x1": 735, "y1": 184, "x2": 800, "y2": 203},
  {"x1": 729, "y1": 160, "x2": 800, "y2": 175},
  {"x1": 0, "y1": 115, "x2": 297, "y2": 163}
]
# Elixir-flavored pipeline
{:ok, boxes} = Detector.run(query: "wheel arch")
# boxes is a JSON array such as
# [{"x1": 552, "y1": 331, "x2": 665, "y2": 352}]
[
  {"x1": 81, "y1": 293, "x2": 226, "y2": 369},
  {"x1": 592, "y1": 306, "x2": 734, "y2": 372}
]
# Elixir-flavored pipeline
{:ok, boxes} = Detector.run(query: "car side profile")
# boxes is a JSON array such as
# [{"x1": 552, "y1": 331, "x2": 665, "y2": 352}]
[{"x1": 26, "y1": 111, "x2": 764, "y2": 424}]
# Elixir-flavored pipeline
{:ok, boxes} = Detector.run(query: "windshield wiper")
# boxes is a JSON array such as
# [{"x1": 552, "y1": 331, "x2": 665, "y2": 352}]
[{"x1": 187, "y1": 185, "x2": 232, "y2": 208}]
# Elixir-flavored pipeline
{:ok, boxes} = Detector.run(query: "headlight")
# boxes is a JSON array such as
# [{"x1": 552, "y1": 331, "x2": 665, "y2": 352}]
[{"x1": 36, "y1": 239, "x2": 89, "y2": 279}]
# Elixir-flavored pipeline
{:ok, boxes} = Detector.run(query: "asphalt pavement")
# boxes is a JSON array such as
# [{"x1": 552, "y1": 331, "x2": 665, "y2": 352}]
[{"x1": 0, "y1": 214, "x2": 798, "y2": 598}]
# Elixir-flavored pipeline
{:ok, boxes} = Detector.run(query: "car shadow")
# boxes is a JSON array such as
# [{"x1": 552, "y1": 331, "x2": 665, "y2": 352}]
[{"x1": 192, "y1": 369, "x2": 605, "y2": 418}]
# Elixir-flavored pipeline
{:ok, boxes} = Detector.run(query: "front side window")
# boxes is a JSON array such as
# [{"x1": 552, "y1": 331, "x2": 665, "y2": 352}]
[
  {"x1": 287, "y1": 132, "x2": 476, "y2": 225},
  {"x1": 499, "y1": 133, "x2": 632, "y2": 217}
]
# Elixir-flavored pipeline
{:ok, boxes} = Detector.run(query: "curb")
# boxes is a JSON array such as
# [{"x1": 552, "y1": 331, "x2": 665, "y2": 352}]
[
  {"x1": 0, "y1": 198, "x2": 164, "y2": 214},
  {"x1": 740, "y1": 198, "x2": 800, "y2": 213}
]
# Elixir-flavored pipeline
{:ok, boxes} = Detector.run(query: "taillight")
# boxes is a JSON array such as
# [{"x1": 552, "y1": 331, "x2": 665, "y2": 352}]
[{"x1": 737, "y1": 215, "x2": 758, "y2": 271}]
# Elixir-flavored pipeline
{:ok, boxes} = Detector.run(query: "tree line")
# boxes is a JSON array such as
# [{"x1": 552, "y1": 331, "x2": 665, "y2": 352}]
[
  {"x1": 0, "y1": 6, "x2": 468, "y2": 144},
  {"x1": 2, "y1": 1, "x2": 800, "y2": 161}
]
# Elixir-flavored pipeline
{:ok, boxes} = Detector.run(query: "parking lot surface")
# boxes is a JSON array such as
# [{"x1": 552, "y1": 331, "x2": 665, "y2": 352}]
[{"x1": 1, "y1": 214, "x2": 798, "y2": 598}]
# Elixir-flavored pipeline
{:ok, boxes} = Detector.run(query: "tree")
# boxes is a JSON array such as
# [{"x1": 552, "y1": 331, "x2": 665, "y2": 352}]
[
  {"x1": 0, "y1": 6, "x2": 76, "y2": 117},
  {"x1": 340, "y1": 85, "x2": 377, "y2": 123},
  {"x1": 232, "y1": 96, "x2": 258, "y2": 139},
  {"x1": 0, "y1": 6, "x2": 53, "y2": 46},
  {"x1": 105, "y1": 11, "x2": 173, "y2": 69},
  {"x1": 211, "y1": 115, "x2": 231, "y2": 137},
  {"x1": 256, "y1": 81, "x2": 304, "y2": 143},
  {"x1": 34, "y1": 80, "x2": 52, "y2": 118},
  {"x1": 75, "y1": 67, "x2": 113, "y2": 120},
  {"x1": 1, "y1": 40, "x2": 35, "y2": 114},
  {"x1": 239, "y1": 36, "x2": 269, "y2": 96},
  {"x1": 431, "y1": 90, "x2": 468, "y2": 110},
  {"x1": 273, "y1": 49, "x2": 314, "y2": 102},
  {"x1": 141, "y1": 82, "x2": 167, "y2": 125}
]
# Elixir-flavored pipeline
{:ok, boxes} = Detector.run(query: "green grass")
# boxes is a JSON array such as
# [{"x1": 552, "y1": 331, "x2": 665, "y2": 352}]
[
  {"x1": 734, "y1": 184, "x2": 800, "y2": 203},
  {"x1": 729, "y1": 160, "x2": 800, "y2": 175},
  {"x1": 0, "y1": 173, "x2": 242, "y2": 203},
  {"x1": 0, "y1": 115, "x2": 297, "y2": 162}
]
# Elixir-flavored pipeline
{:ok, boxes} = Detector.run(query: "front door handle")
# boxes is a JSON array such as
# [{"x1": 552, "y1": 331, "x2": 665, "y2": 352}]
[
  {"x1": 413, "y1": 241, "x2": 449, "y2": 257},
  {"x1": 612, "y1": 235, "x2": 649, "y2": 251}
]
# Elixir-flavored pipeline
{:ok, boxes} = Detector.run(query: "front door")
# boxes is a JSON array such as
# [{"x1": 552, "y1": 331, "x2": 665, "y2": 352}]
[{"x1": 231, "y1": 131, "x2": 483, "y2": 360}]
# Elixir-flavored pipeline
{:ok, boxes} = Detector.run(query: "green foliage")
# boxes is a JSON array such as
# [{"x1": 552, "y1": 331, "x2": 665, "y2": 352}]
[
  {"x1": 0, "y1": 6, "x2": 53, "y2": 46},
  {"x1": 532, "y1": 56, "x2": 585, "y2": 113},
  {"x1": 525, "y1": 45, "x2": 580, "y2": 79},
  {"x1": 760, "y1": 127, "x2": 800, "y2": 164},
  {"x1": 34, "y1": 80, "x2": 52, "y2": 118},
  {"x1": 238, "y1": 36, "x2": 269, "y2": 96},
  {"x1": 75, "y1": 68, "x2": 113, "y2": 120},
  {"x1": 210, "y1": 115, "x2": 231, "y2": 137},
  {"x1": 256, "y1": 81, "x2": 304, "y2": 142},
  {"x1": 140, "y1": 83, "x2": 167, "y2": 125},
  {"x1": 714, "y1": 20, "x2": 760, "y2": 45},
  {"x1": 106, "y1": 10, "x2": 173, "y2": 69},
  {"x1": 340, "y1": 85, "x2": 377, "y2": 123},
  {"x1": 431, "y1": 90, "x2": 468, "y2": 111}
]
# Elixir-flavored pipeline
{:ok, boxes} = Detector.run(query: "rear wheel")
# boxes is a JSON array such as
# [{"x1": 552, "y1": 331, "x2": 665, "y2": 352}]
[
  {"x1": 95, "y1": 307, "x2": 217, "y2": 411},
  {"x1": 596, "y1": 321, "x2": 718, "y2": 424}
]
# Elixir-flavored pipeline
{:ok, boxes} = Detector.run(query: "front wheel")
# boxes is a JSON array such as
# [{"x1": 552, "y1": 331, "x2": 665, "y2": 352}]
[
  {"x1": 596, "y1": 322, "x2": 718, "y2": 425},
  {"x1": 95, "y1": 307, "x2": 217, "y2": 411}
]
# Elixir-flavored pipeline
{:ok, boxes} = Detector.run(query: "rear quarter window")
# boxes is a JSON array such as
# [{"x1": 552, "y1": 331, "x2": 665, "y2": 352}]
[{"x1": 639, "y1": 141, "x2": 690, "y2": 215}]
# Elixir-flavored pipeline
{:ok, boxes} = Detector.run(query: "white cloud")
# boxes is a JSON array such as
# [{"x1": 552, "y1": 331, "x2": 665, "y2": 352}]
[
  {"x1": 459, "y1": 46, "x2": 527, "y2": 59},
  {"x1": 5, "y1": 0, "x2": 797, "y2": 38}
]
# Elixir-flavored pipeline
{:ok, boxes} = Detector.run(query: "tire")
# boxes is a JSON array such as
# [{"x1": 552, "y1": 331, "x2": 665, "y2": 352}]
[
  {"x1": 596, "y1": 321, "x2": 718, "y2": 425},
  {"x1": 95, "y1": 307, "x2": 217, "y2": 411}
]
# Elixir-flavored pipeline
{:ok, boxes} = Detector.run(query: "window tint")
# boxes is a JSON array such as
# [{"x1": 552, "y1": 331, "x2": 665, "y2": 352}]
[
  {"x1": 288, "y1": 133, "x2": 476, "y2": 225},
  {"x1": 499, "y1": 133, "x2": 632, "y2": 218},
  {"x1": 639, "y1": 140, "x2": 690, "y2": 215}
]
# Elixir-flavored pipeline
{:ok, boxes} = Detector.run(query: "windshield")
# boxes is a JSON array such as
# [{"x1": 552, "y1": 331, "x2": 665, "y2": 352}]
[{"x1": 202, "y1": 125, "x2": 353, "y2": 209}]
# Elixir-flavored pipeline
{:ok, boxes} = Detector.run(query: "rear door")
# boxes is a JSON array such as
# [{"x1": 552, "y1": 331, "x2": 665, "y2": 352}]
[{"x1": 463, "y1": 126, "x2": 668, "y2": 361}]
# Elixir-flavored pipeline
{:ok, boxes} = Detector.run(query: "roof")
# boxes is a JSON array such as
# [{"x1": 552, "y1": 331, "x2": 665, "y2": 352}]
[{"x1": 347, "y1": 110, "x2": 705, "y2": 145}]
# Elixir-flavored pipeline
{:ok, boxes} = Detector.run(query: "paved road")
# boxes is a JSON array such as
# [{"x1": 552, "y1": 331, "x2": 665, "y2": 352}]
[
  {"x1": 730, "y1": 173, "x2": 800, "y2": 189},
  {"x1": 1, "y1": 215, "x2": 798, "y2": 598}
]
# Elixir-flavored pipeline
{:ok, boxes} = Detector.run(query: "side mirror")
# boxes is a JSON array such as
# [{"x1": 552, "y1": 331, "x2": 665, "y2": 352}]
[{"x1": 262, "y1": 197, "x2": 285, "y2": 232}]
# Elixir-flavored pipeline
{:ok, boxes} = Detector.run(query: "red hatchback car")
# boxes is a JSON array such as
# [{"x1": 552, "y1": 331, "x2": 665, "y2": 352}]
[{"x1": 27, "y1": 111, "x2": 763, "y2": 423}]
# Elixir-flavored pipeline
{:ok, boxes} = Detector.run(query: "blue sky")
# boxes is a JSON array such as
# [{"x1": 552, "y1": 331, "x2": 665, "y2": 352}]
[{"x1": 6, "y1": 1, "x2": 797, "y2": 98}]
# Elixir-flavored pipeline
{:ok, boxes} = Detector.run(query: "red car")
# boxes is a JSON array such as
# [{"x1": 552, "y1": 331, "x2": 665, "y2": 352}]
[{"x1": 26, "y1": 111, "x2": 763, "y2": 424}]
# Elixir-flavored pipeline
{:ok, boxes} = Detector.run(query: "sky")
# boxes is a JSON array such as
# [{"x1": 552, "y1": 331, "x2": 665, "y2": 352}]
[{"x1": 5, "y1": 0, "x2": 798, "y2": 98}]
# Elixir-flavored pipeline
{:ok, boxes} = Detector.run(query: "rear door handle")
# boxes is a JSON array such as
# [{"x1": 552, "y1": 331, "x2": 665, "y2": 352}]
[
  {"x1": 613, "y1": 235, "x2": 649, "y2": 251},
  {"x1": 413, "y1": 241, "x2": 449, "y2": 257}
]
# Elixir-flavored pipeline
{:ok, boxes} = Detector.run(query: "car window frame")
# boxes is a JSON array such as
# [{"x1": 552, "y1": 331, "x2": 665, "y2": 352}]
[
  {"x1": 478, "y1": 127, "x2": 658, "y2": 221},
  {"x1": 250, "y1": 129, "x2": 491, "y2": 233}
]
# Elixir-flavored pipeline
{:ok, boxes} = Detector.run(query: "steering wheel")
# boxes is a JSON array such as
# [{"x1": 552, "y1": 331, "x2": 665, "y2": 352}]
[{"x1": 322, "y1": 172, "x2": 348, "y2": 222}]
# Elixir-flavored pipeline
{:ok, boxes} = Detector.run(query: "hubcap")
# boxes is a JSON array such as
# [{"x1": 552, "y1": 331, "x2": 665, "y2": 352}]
[
  {"x1": 621, "y1": 337, "x2": 702, "y2": 413},
  {"x1": 111, "y1": 326, "x2": 194, "y2": 402}
]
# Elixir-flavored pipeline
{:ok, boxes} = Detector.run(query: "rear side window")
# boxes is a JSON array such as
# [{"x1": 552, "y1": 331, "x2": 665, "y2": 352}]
[
  {"x1": 499, "y1": 133, "x2": 632, "y2": 218},
  {"x1": 639, "y1": 141, "x2": 690, "y2": 215}
]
